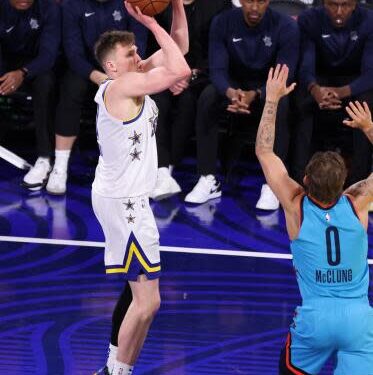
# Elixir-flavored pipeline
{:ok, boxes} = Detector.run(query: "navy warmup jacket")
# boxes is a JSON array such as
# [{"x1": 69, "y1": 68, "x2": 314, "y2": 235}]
[
  {"x1": 209, "y1": 7, "x2": 300, "y2": 97},
  {"x1": 298, "y1": 6, "x2": 373, "y2": 96},
  {"x1": 62, "y1": 0, "x2": 148, "y2": 79},
  {"x1": 0, "y1": 0, "x2": 61, "y2": 78}
]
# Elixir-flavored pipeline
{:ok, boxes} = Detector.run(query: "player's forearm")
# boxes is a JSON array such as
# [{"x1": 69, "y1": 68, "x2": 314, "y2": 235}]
[
  {"x1": 255, "y1": 99, "x2": 279, "y2": 156},
  {"x1": 150, "y1": 23, "x2": 190, "y2": 79},
  {"x1": 363, "y1": 125, "x2": 373, "y2": 144},
  {"x1": 170, "y1": 0, "x2": 189, "y2": 55}
]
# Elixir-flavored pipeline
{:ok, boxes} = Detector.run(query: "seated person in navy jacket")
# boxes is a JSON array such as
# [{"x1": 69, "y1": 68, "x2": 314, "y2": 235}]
[
  {"x1": 184, "y1": 0, "x2": 300, "y2": 210},
  {"x1": 293, "y1": 0, "x2": 373, "y2": 186},
  {"x1": 0, "y1": 0, "x2": 61, "y2": 191},
  {"x1": 45, "y1": 0, "x2": 147, "y2": 196}
]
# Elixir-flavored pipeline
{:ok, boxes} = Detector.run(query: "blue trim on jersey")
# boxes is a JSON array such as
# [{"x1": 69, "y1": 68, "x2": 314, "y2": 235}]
[{"x1": 122, "y1": 99, "x2": 145, "y2": 126}]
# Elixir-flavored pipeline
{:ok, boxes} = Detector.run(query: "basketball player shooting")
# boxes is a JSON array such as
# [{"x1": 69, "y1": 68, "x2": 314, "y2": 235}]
[
  {"x1": 91, "y1": 1, "x2": 190, "y2": 374},
  {"x1": 256, "y1": 65, "x2": 373, "y2": 374}
]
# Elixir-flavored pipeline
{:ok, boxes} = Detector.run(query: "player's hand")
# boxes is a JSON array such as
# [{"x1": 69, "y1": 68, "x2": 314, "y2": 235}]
[
  {"x1": 0, "y1": 70, "x2": 24, "y2": 96},
  {"x1": 329, "y1": 85, "x2": 351, "y2": 100},
  {"x1": 343, "y1": 101, "x2": 373, "y2": 131},
  {"x1": 227, "y1": 89, "x2": 255, "y2": 114},
  {"x1": 170, "y1": 78, "x2": 189, "y2": 95},
  {"x1": 266, "y1": 64, "x2": 296, "y2": 102},
  {"x1": 124, "y1": 1, "x2": 156, "y2": 28}
]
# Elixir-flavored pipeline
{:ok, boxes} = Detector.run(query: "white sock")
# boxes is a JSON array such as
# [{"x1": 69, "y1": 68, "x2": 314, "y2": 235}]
[
  {"x1": 54, "y1": 149, "x2": 71, "y2": 172},
  {"x1": 112, "y1": 360, "x2": 134, "y2": 375},
  {"x1": 106, "y1": 344, "x2": 117, "y2": 373}
]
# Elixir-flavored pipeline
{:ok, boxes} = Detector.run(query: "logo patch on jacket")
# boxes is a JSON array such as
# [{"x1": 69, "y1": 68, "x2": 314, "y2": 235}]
[
  {"x1": 113, "y1": 10, "x2": 122, "y2": 22},
  {"x1": 263, "y1": 35, "x2": 272, "y2": 47},
  {"x1": 30, "y1": 18, "x2": 39, "y2": 30}
]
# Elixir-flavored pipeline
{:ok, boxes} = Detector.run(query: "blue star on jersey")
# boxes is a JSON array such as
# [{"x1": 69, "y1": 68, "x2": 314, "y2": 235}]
[
  {"x1": 126, "y1": 213, "x2": 135, "y2": 224},
  {"x1": 128, "y1": 131, "x2": 141, "y2": 145},
  {"x1": 124, "y1": 199, "x2": 135, "y2": 210},
  {"x1": 130, "y1": 148, "x2": 142, "y2": 161}
]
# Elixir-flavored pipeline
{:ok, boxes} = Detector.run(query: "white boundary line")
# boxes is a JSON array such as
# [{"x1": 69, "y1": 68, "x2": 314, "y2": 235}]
[{"x1": 0, "y1": 235, "x2": 372, "y2": 264}]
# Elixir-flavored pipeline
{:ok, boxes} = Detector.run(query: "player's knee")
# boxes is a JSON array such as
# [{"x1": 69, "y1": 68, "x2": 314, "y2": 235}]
[
  {"x1": 148, "y1": 294, "x2": 161, "y2": 316},
  {"x1": 137, "y1": 295, "x2": 160, "y2": 322}
]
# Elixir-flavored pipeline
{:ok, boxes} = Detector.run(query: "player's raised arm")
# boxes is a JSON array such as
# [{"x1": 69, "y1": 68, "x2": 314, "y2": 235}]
[
  {"x1": 255, "y1": 65, "x2": 302, "y2": 210},
  {"x1": 342, "y1": 101, "x2": 373, "y2": 212},
  {"x1": 140, "y1": 0, "x2": 189, "y2": 72},
  {"x1": 170, "y1": 0, "x2": 188, "y2": 55},
  {"x1": 106, "y1": 2, "x2": 190, "y2": 98}
]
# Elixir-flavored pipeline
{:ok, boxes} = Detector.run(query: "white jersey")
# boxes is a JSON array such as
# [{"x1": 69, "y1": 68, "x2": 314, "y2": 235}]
[{"x1": 92, "y1": 80, "x2": 158, "y2": 198}]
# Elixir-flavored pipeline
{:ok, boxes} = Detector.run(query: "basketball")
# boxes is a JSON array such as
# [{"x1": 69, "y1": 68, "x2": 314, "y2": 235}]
[{"x1": 127, "y1": 0, "x2": 171, "y2": 17}]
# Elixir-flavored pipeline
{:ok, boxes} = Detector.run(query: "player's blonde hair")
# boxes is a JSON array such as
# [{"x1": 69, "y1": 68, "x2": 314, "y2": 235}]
[
  {"x1": 94, "y1": 30, "x2": 135, "y2": 67},
  {"x1": 305, "y1": 151, "x2": 347, "y2": 204}
]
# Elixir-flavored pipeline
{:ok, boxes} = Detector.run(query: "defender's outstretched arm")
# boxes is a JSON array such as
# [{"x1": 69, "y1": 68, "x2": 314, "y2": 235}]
[{"x1": 255, "y1": 65, "x2": 302, "y2": 210}]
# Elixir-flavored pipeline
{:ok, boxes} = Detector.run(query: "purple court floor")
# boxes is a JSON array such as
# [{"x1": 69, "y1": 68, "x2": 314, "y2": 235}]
[{"x1": 0, "y1": 147, "x2": 372, "y2": 375}]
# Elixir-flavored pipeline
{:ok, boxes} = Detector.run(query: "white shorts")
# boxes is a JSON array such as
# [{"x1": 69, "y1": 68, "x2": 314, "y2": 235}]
[{"x1": 92, "y1": 191, "x2": 161, "y2": 280}]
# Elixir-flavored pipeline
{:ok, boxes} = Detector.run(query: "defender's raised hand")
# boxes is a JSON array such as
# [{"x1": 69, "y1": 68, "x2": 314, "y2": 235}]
[
  {"x1": 266, "y1": 64, "x2": 296, "y2": 102},
  {"x1": 344, "y1": 101, "x2": 373, "y2": 131},
  {"x1": 344, "y1": 101, "x2": 373, "y2": 144}
]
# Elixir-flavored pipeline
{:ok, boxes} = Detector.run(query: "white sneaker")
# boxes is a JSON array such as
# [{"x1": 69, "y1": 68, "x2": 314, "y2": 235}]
[
  {"x1": 151, "y1": 167, "x2": 181, "y2": 201},
  {"x1": 184, "y1": 175, "x2": 222, "y2": 204},
  {"x1": 22, "y1": 157, "x2": 51, "y2": 191},
  {"x1": 46, "y1": 167, "x2": 68, "y2": 195},
  {"x1": 256, "y1": 184, "x2": 279, "y2": 210}
]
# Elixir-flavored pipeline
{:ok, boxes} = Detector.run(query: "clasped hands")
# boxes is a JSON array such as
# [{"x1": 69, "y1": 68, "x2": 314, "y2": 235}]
[
  {"x1": 226, "y1": 88, "x2": 256, "y2": 114},
  {"x1": 310, "y1": 85, "x2": 350, "y2": 110}
]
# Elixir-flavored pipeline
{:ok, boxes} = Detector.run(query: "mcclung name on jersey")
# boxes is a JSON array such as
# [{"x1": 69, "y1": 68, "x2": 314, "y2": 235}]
[{"x1": 315, "y1": 268, "x2": 353, "y2": 284}]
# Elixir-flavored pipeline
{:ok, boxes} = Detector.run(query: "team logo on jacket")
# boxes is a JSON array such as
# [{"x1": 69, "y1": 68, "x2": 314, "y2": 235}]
[
  {"x1": 29, "y1": 18, "x2": 39, "y2": 30},
  {"x1": 113, "y1": 10, "x2": 122, "y2": 22},
  {"x1": 263, "y1": 35, "x2": 272, "y2": 47},
  {"x1": 350, "y1": 31, "x2": 358, "y2": 41}
]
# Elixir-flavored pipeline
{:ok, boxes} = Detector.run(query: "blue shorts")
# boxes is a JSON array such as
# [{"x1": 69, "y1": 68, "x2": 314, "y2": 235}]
[{"x1": 282, "y1": 298, "x2": 373, "y2": 374}]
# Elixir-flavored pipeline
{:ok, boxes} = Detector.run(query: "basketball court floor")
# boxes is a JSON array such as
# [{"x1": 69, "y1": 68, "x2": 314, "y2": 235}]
[{"x1": 0, "y1": 147, "x2": 372, "y2": 375}]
